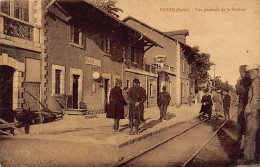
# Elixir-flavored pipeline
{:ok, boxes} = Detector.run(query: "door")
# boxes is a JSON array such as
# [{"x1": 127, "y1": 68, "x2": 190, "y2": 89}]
[
  {"x1": 104, "y1": 79, "x2": 109, "y2": 108},
  {"x1": 0, "y1": 65, "x2": 15, "y2": 121},
  {"x1": 73, "y1": 75, "x2": 80, "y2": 109}
]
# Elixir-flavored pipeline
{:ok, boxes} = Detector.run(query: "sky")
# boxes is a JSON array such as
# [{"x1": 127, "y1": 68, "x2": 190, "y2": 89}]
[{"x1": 116, "y1": 0, "x2": 260, "y2": 86}]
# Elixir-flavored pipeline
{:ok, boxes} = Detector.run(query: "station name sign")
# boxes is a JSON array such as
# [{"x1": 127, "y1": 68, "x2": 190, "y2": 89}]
[{"x1": 85, "y1": 57, "x2": 101, "y2": 67}]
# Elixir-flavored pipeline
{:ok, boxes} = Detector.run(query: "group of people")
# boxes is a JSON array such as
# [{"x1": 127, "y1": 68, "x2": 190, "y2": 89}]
[
  {"x1": 235, "y1": 64, "x2": 259, "y2": 165},
  {"x1": 198, "y1": 64, "x2": 259, "y2": 165},
  {"x1": 199, "y1": 88, "x2": 231, "y2": 121},
  {"x1": 106, "y1": 78, "x2": 171, "y2": 135}
]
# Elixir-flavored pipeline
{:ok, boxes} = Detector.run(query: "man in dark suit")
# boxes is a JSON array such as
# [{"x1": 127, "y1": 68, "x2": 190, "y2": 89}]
[
  {"x1": 157, "y1": 86, "x2": 171, "y2": 121},
  {"x1": 128, "y1": 78, "x2": 147, "y2": 135}
]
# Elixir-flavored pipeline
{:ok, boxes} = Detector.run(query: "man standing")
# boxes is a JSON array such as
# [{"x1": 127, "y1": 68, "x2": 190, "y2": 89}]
[
  {"x1": 122, "y1": 87, "x2": 130, "y2": 118},
  {"x1": 138, "y1": 82, "x2": 147, "y2": 122},
  {"x1": 128, "y1": 78, "x2": 147, "y2": 135},
  {"x1": 213, "y1": 89, "x2": 223, "y2": 120},
  {"x1": 235, "y1": 65, "x2": 251, "y2": 162},
  {"x1": 223, "y1": 90, "x2": 231, "y2": 119},
  {"x1": 106, "y1": 79, "x2": 127, "y2": 132},
  {"x1": 243, "y1": 64, "x2": 260, "y2": 165},
  {"x1": 157, "y1": 86, "x2": 171, "y2": 121}
]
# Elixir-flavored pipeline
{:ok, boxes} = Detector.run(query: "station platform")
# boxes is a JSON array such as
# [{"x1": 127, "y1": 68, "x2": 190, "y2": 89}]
[{"x1": 13, "y1": 104, "x2": 201, "y2": 147}]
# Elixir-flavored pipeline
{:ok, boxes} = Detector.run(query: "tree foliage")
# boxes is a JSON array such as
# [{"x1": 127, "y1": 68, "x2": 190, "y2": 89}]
[
  {"x1": 214, "y1": 78, "x2": 234, "y2": 92},
  {"x1": 91, "y1": 0, "x2": 123, "y2": 18},
  {"x1": 189, "y1": 46, "x2": 213, "y2": 85}
]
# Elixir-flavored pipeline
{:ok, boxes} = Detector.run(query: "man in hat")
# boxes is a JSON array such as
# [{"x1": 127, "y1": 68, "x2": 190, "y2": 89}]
[
  {"x1": 235, "y1": 65, "x2": 252, "y2": 162},
  {"x1": 223, "y1": 89, "x2": 231, "y2": 119},
  {"x1": 157, "y1": 86, "x2": 171, "y2": 121},
  {"x1": 213, "y1": 89, "x2": 223, "y2": 120},
  {"x1": 243, "y1": 64, "x2": 260, "y2": 165},
  {"x1": 128, "y1": 78, "x2": 147, "y2": 135}
]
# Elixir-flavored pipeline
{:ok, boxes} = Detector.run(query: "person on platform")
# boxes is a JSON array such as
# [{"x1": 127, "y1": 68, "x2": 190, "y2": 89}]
[
  {"x1": 223, "y1": 90, "x2": 231, "y2": 119},
  {"x1": 235, "y1": 65, "x2": 252, "y2": 163},
  {"x1": 106, "y1": 79, "x2": 127, "y2": 132},
  {"x1": 212, "y1": 89, "x2": 223, "y2": 120},
  {"x1": 199, "y1": 88, "x2": 213, "y2": 121},
  {"x1": 157, "y1": 86, "x2": 171, "y2": 122},
  {"x1": 138, "y1": 81, "x2": 146, "y2": 122},
  {"x1": 243, "y1": 64, "x2": 260, "y2": 165},
  {"x1": 188, "y1": 93, "x2": 194, "y2": 106},
  {"x1": 128, "y1": 78, "x2": 147, "y2": 135},
  {"x1": 122, "y1": 87, "x2": 130, "y2": 118}
]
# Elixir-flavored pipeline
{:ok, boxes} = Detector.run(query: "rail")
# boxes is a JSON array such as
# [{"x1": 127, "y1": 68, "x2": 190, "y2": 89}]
[
  {"x1": 114, "y1": 118, "x2": 208, "y2": 167},
  {"x1": 182, "y1": 113, "x2": 236, "y2": 167}
]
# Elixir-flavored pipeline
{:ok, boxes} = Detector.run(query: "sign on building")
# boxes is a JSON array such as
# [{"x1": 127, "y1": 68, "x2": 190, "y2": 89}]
[{"x1": 85, "y1": 57, "x2": 101, "y2": 67}]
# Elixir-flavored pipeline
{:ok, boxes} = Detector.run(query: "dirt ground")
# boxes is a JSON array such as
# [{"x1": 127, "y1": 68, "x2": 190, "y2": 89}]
[{"x1": 0, "y1": 107, "x2": 240, "y2": 167}]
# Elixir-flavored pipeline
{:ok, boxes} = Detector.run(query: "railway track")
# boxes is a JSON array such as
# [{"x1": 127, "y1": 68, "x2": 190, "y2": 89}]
[{"x1": 114, "y1": 114, "x2": 236, "y2": 167}]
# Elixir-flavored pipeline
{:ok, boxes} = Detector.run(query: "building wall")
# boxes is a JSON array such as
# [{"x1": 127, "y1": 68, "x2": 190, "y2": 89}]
[
  {"x1": 0, "y1": 45, "x2": 41, "y2": 110},
  {"x1": 124, "y1": 19, "x2": 177, "y2": 68},
  {"x1": 45, "y1": 5, "x2": 124, "y2": 112}
]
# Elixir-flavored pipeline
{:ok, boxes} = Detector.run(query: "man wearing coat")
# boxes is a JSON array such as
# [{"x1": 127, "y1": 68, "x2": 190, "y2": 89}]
[
  {"x1": 223, "y1": 90, "x2": 231, "y2": 119},
  {"x1": 243, "y1": 64, "x2": 260, "y2": 165},
  {"x1": 106, "y1": 79, "x2": 127, "y2": 132},
  {"x1": 157, "y1": 86, "x2": 171, "y2": 121},
  {"x1": 128, "y1": 78, "x2": 147, "y2": 135},
  {"x1": 235, "y1": 65, "x2": 251, "y2": 162}
]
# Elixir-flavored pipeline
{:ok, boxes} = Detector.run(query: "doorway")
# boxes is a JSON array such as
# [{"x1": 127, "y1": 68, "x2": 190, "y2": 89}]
[
  {"x1": 104, "y1": 79, "x2": 110, "y2": 109},
  {"x1": 73, "y1": 75, "x2": 80, "y2": 109},
  {"x1": 0, "y1": 65, "x2": 15, "y2": 110}
]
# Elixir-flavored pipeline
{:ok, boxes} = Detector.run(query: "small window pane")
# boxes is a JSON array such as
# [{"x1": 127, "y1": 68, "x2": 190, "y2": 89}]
[
  {"x1": 1, "y1": 0, "x2": 10, "y2": 15},
  {"x1": 55, "y1": 69, "x2": 62, "y2": 94}
]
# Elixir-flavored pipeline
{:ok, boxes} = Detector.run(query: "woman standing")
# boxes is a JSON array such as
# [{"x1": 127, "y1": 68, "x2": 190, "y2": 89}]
[
  {"x1": 199, "y1": 89, "x2": 213, "y2": 121},
  {"x1": 106, "y1": 79, "x2": 127, "y2": 131}
]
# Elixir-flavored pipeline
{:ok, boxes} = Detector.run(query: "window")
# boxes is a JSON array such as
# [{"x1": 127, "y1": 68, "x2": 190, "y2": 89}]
[
  {"x1": 0, "y1": 0, "x2": 10, "y2": 15},
  {"x1": 182, "y1": 57, "x2": 185, "y2": 72},
  {"x1": 0, "y1": 0, "x2": 29, "y2": 21},
  {"x1": 14, "y1": 0, "x2": 29, "y2": 21},
  {"x1": 149, "y1": 83, "x2": 153, "y2": 97},
  {"x1": 102, "y1": 34, "x2": 110, "y2": 54},
  {"x1": 131, "y1": 46, "x2": 142, "y2": 65},
  {"x1": 52, "y1": 65, "x2": 65, "y2": 95},
  {"x1": 70, "y1": 26, "x2": 83, "y2": 46},
  {"x1": 55, "y1": 69, "x2": 62, "y2": 94},
  {"x1": 126, "y1": 80, "x2": 130, "y2": 88}
]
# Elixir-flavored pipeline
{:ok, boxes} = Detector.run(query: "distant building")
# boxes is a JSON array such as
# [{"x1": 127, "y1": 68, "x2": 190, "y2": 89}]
[{"x1": 123, "y1": 16, "x2": 196, "y2": 106}]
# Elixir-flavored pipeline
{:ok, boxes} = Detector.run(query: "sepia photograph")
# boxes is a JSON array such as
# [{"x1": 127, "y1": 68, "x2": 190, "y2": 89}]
[{"x1": 0, "y1": 0, "x2": 260, "y2": 166}]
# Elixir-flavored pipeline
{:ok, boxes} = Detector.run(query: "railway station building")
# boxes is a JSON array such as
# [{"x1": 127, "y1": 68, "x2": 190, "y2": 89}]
[
  {"x1": 43, "y1": 0, "x2": 161, "y2": 113},
  {"x1": 123, "y1": 16, "x2": 196, "y2": 106}
]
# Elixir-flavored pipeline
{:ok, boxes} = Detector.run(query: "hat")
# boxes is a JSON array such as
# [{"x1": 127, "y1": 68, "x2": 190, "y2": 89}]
[
  {"x1": 115, "y1": 79, "x2": 122, "y2": 86},
  {"x1": 133, "y1": 78, "x2": 140, "y2": 83},
  {"x1": 246, "y1": 64, "x2": 260, "y2": 72},
  {"x1": 239, "y1": 65, "x2": 247, "y2": 72}
]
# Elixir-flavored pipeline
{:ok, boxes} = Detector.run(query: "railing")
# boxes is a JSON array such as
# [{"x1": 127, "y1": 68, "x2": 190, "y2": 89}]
[
  {"x1": 143, "y1": 64, "x2": 156, "y2": 74},
  {"x1": 0, "y1": 13, "x2": 40, "y2": 43},
  {"x1": 156, "y1": 63, "x2": 175, "y2": 73}
]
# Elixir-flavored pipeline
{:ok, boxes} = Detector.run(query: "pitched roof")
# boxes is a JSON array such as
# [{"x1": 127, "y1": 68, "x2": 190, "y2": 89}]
[
  {"x1": 123, "y1": 16, "x2": 195, "y2": 52},
  {"x1": 45, "y1": 0, "x2": 163, "y2": 48},
  {"x1": 164, "y1": 30, "x2": 189, "y2": 36}
]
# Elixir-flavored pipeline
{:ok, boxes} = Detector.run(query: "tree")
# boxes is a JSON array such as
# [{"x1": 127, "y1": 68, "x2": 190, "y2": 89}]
[
  {"x1": 189, "y1": 46, "x2": 213, "y2": 88},
  {"x1": 91, "y1": 0, "x2": 123, "y2": 18}
]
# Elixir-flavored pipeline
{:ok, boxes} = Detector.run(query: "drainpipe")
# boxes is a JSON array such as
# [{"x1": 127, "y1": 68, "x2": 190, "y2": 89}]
[{"x1": 176, "y1": 41, "x2": 181, "y2": 107}]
